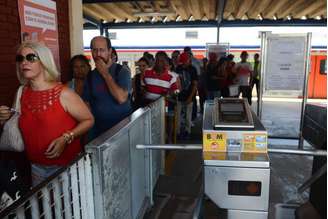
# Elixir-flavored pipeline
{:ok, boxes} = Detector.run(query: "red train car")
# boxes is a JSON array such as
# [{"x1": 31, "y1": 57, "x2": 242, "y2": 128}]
[{"x1": 308, "y1": 52, "x2": 327, "y2": 98}]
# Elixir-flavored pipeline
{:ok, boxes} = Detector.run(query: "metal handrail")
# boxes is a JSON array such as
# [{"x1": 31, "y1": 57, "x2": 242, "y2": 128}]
[
  {"x1": 268, "y1": 148, "x2": 326, "y2": 156},
  {"x1": 136, "y1": 144, "x2": 202, "y2": 150},
  {"x1": 136, "y1": 144, "x2": 327, "y2": 157}
]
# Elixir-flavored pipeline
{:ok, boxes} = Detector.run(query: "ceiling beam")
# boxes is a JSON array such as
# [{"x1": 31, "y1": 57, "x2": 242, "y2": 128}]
[
  {"x1": 83, "y1": 6, "x2": 105, "y2": 21},
  {"x1": 103, "y1": 3, "x2": 135, "y2": 21},
  {"x1": 235, "y1": 0, "x2": 255, "y2": 19},
  {"x1": 208, "y1": 0, "x2": 216, "y2": 19},
  {"x1": 184, "y1": 0, "x2": 194, "y2": 19},
  {"x1": 231, "y1": 0, "x2": 241, "y2": 19},
  {"x1": 221, "y1": 19, "x2": 327, "y2": 27},
  {"x1": 165, "y1": 0, "x2": 178, "y2": 21},
  {"x1": 190, "y1": 0, "x2": 202, "y2": 20},
  {"x1": 83, "y1": 18, "x2": 326, "y2": 30},
  {"x1": 198, "y1": 0, "x2": 205, "y2": 20},
  {"x1": 247, "y1": 0, "x2": 271, "y2": 19},
  {"x1": 203, "y1": 0, "x2": 211, "y2": 20},
  {"x1": 131, "y1": 2, "x2": 144, "y2": 12},
  {"x1": 292, "y1": 0, "x2": 316, "y2": 16},
  {"x1": 167, "y1": 0, "x2": 177, "y2": 12},
  {"x1": 89, "y1": 4, "x2": 116, "y2": 21},
  {"x1": 311, "y1": 7, "x2": 326, "y2": 18},
  {"x1": 173, "y1": 1, "x2": 188, "y2": 20},
  {"x1": 103, "y1": 20, "x2": 218, "y2": 28},
  {"x1": 150, "y1": 1, "x2": 160, "y2": 12},
  {"x1": 83, "y1": 0, "x2": 160, "y2": 3},
  {"x1": 279, "y1": 0, "x2": 306, "y2": 19},
  {"x1": 224, "y1": 0, "x2": 238, "y2": 14},
  {"x1": 294, "y1": 0, "x2": 326, "y2": 18},
  {"x1": 263, "y1": 0, "x2": 290, "y2": 18}
]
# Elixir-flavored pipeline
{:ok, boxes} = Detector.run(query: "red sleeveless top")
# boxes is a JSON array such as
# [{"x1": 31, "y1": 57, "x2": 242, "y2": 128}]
[{"x1": 19, "y1": 84, "x2": 81, "y2": 166}]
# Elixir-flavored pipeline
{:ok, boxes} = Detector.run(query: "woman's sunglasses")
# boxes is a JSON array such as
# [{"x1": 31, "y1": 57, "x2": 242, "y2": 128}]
[{"x1": 16, "y1": 53, "x2": 40, "y2": 63}]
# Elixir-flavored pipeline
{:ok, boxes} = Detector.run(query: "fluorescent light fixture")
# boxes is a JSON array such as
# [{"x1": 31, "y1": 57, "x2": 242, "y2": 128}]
[
  {"x1": 301, "y1": 15, "x2": 307, "y2": 20},
  {"x1": 163, "y1": 16, "x2": 168, "y2": 22},
  {"x1": 176, "y1": 15, "x2": 181, "y2": 21}
]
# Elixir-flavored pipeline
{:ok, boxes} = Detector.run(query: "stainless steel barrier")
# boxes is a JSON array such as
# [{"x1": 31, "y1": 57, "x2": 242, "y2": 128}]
[
  {"x1": 1, "y1": 98, "x2": 166, "y2": 219},
  {"x1": 85, "y1": 97, "x2": 165, "y2": 219}
]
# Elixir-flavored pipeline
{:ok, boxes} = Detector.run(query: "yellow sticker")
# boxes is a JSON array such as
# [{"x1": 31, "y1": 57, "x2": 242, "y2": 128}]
[
  {"x1": 244, "y1": 142, "x2": 255, "y2": 151},
  {"x1": 203, "y1": 132, "x2": 227, "y2": 152},
  {"x1": 203, "y1": 151, "x2": 227, "y2": 160},
  {"x1": 243, "y1": 133, "x2": 267, "y2": 153}
]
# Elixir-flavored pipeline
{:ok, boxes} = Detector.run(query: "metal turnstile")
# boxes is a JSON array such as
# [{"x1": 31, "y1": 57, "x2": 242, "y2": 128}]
[{"x1": 203, "y1": 98, "x2": 270, "y2": 219}]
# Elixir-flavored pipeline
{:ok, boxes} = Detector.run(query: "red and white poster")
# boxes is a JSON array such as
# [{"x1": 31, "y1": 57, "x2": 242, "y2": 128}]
[{"x1": 18, "y1": 0, "x2": 60, "y2": 69}]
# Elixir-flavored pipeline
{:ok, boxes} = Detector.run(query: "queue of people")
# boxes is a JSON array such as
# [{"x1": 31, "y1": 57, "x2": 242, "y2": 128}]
[
  {"x1": 0, "y1": 36, "x2": 261, "y2": 190},
  {"x1": 132, "y1": 48, "x2": 261, "y2": 140},
  {"x1": 203, "y1": 50, "x2": 260, "y2": 106}
]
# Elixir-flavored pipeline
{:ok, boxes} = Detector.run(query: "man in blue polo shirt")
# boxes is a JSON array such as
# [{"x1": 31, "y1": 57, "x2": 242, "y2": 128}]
[{"x1": 82, "y1": 36, "x2": 131, "y2": 138}]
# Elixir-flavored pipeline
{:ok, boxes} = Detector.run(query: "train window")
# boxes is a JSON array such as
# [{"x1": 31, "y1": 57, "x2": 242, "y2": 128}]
[
  {"x1": 320, "y1": 59, "x2": 327, "y2": 75},
  {"x1": 108, "y1": 32, "x2": 117, "y2": 40},
  {"x1": 185, "y1": 31, "x2": 198, "y2": 39}
]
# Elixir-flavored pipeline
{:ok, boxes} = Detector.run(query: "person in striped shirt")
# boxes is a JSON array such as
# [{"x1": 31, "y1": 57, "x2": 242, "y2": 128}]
[{"x1": 142, "y1": 51, "x2": 178, "y2": 104}]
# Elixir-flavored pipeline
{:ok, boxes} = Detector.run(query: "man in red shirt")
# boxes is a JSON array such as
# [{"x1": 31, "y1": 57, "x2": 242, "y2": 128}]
[{"x1": 142, "y1": 51, "x2": 178, "y2": 103}]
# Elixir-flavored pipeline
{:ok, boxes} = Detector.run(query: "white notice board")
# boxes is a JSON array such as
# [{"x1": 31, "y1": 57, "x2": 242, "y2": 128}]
[{"x1": 264, "y1": 34, "x2": 308, "y2": 91}]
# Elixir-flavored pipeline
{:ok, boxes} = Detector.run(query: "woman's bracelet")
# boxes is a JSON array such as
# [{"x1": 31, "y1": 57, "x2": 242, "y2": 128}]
[{"x1": 62, "y1": 131, "x2": 74, "y2": 144}]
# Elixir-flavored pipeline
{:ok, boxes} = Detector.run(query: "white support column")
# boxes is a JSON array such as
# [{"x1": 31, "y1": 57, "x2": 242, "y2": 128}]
[{"x1": 68, "y1": 0, "x2": 84, "y2": 56}]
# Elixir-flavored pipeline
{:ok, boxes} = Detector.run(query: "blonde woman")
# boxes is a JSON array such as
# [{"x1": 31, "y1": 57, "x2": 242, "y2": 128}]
[{"x1": 0, "y1": 42, "x2": 94, "y2": 186}]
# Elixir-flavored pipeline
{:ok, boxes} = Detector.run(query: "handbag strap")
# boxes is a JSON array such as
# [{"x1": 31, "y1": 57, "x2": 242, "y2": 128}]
[{"x1": 14, "y1": 85, "x2": 24, "y2": 112}]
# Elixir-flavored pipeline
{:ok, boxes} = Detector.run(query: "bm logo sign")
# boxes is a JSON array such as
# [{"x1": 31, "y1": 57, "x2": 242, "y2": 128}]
[{"x1": 207, "y1": 134, "x2": 223, "y2": 140}]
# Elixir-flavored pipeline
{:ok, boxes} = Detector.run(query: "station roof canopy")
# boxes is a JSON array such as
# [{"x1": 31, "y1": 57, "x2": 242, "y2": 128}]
[{"x1": 82, "y1": 0, "x2": 327, "y2": 29}]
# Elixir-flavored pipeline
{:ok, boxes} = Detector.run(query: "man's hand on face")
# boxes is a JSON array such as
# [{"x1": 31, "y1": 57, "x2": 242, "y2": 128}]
[{"x1": 95, "y1": 56, "x2": 113, "y2": 78}]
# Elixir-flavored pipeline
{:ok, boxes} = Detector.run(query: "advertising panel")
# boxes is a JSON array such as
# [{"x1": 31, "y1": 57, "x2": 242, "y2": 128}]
[{"x1": 18, "y1": 0, "x2": 60, "y2": 69}]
